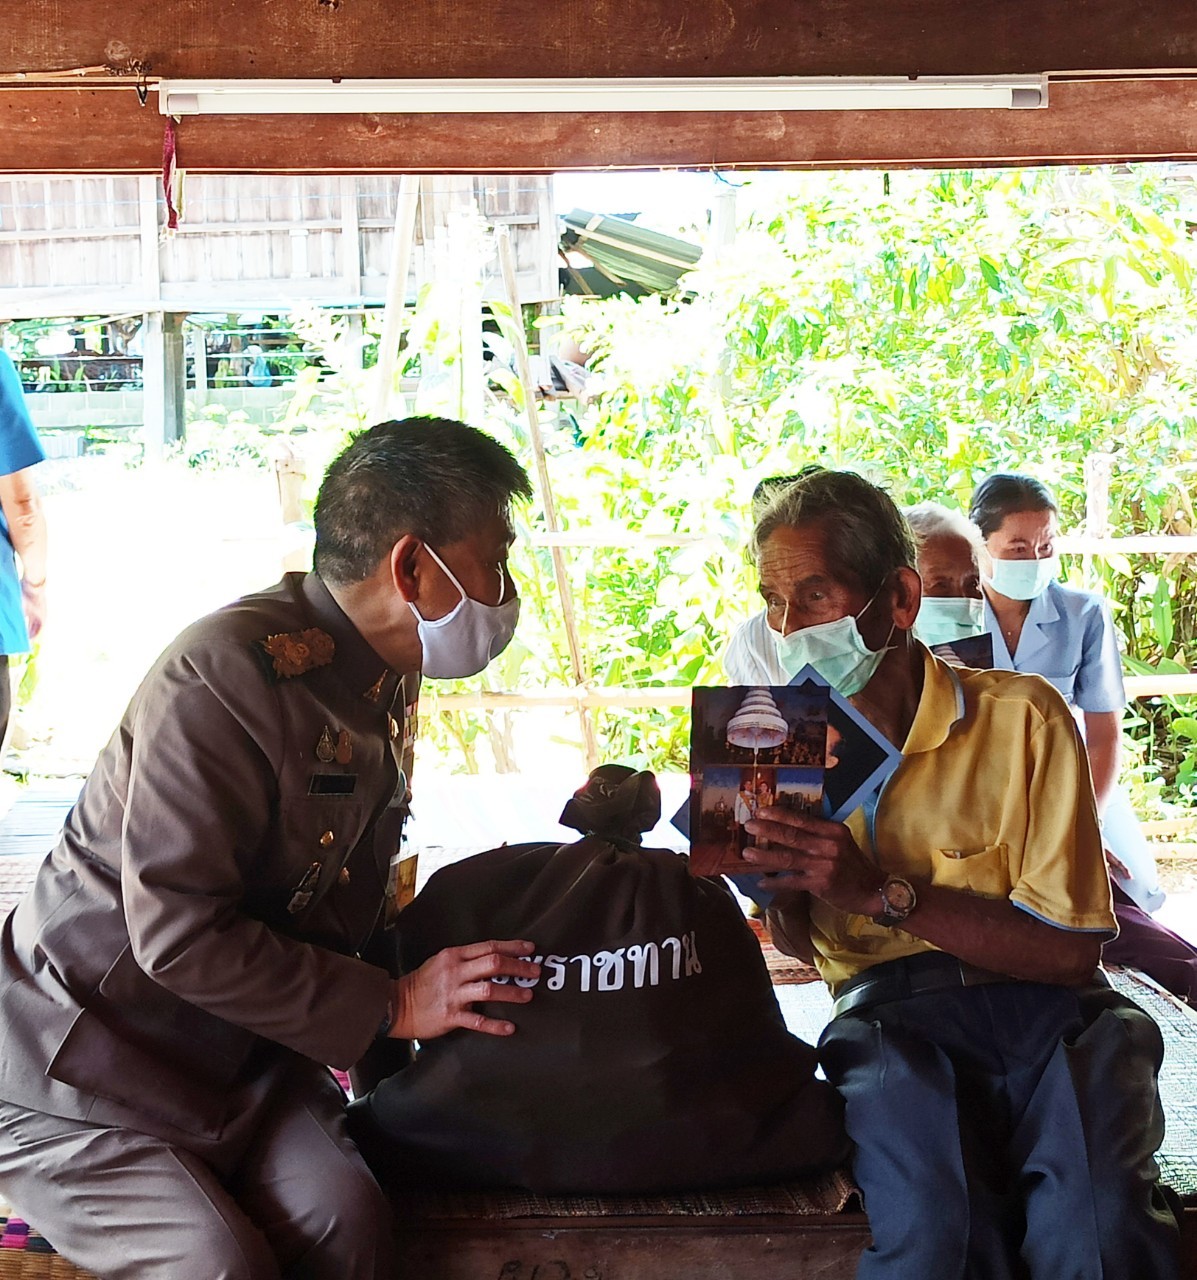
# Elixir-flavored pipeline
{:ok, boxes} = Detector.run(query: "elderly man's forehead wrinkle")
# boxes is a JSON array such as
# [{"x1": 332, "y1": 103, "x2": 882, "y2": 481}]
[{"x1": 757, "y1": 542, "x2": 831, "y2": 587}]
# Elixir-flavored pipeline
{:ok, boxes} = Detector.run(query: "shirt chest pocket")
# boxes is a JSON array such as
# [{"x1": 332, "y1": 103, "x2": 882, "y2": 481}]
[{"x1": 929, "y1": 843, "x2": 1009, "y2": 897}]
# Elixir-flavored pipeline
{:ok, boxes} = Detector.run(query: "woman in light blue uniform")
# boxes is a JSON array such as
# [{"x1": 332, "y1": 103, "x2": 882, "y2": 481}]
[
  {"x1": 967, "y1": 471, "x2": 1167, "y2": 911},
  {"x1": 969, "y1": 473, "x2": 1170, "y2": 915}
]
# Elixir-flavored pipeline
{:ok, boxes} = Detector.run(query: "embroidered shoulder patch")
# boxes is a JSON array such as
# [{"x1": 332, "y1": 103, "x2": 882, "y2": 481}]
[{"x1": 258, "y1": 628, "x2": 335, "y2": 679}]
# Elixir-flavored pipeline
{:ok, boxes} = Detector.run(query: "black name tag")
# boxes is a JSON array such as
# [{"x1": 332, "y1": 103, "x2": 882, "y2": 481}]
[{"x1": 308, "y1": 774, "x2": 358, "y2": 797}]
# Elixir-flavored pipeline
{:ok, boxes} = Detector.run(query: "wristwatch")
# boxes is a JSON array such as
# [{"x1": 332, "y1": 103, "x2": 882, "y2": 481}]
[{"x1": 873, "y1": 875, "x2": 917, "y2": 927}]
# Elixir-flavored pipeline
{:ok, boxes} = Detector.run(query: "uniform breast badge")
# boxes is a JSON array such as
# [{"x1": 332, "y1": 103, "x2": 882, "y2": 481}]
[
  {"x1": 316, "y1": 725, "x2": 336, "y2": 763},
  {"x1": 335, "y1": 730, "x2": 353, "y2": 765},
  {"x1": 363, "y1": 672, "x2": 388, "y2": 703},
  {"x1": 259, "y1": 628, "x2": 335, "y2": 680},
  {"x1": 384, "y1": 852, "x2": 419, "y2": 927},
  {"x1": 287, "y1": 860, "x2": 323, "y2": 914}
]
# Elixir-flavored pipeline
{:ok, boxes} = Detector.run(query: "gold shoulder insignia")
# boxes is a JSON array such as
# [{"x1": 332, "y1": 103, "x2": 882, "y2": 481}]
[{"x1": 259, "y1": 628, "x2": 335, "y2": 679}]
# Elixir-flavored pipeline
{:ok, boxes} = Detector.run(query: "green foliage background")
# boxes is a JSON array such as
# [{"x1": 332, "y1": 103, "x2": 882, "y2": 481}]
[{"x1": 295, "y1": 167, "x2": 1197, "y2": 812}]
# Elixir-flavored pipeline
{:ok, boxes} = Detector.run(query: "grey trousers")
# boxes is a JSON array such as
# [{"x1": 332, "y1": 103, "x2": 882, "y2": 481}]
[{"x1": 0, "y1": 1067, "x2": 395, "y2": 1280}]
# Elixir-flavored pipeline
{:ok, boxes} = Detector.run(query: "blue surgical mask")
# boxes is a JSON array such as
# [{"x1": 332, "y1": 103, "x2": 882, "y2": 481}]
[
  {"x1": 773, "y1": 589, "x2": 895, "y2": 696},
  {"x1": 986, "y1": 556, "x2": 1059, "y2": 602},
  {"x1": 913, "y1": 597, "x2": 984, "y2": 647}
]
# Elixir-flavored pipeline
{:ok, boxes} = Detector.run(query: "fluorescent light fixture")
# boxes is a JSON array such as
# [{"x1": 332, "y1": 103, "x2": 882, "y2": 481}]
[{"x1": 157, "y1": 75, "x2": 1048, "y2": 117}]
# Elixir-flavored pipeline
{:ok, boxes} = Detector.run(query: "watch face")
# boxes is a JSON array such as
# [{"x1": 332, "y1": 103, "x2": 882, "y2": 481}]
[{"x1": 882, "y1": 878, "x2": 916, "y2": 916}]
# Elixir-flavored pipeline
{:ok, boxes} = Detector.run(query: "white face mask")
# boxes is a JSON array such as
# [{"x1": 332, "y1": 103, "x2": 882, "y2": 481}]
[
  {"x1": 408, "y1": 545, "x2": 520, "y2": 679},
  {"x1": 772, "y1": 587, "x2": 895, "y2": 696},
  {"x1": 986, "y1": 555, "x2": 1059, "y2": 602},
  {"x1": 913, "y1": 596, "x2": 985, "y2": 647}
]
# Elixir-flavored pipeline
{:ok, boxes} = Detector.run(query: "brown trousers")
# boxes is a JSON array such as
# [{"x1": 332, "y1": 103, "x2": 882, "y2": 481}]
[{"x1": 0, "y1": 1066, "x2": 394, "y2": 1280}]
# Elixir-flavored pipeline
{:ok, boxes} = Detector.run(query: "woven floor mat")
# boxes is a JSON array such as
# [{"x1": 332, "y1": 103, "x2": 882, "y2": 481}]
[
  {"x1": 1108, "y1": 967, "x2": 1197, "y2": 1197},
  {"x1": 0, "y1": 1214, "x2": 95, "y2": 1278},
  {"x1": 392, "y1": 1168, "x2": 860, "y2": 1221},
  {"x1": 0, "y1": 858, "x2": 40, "y2": 917}
]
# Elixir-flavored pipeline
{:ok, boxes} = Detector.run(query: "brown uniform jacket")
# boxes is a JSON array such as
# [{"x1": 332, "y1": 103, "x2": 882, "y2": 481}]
[{"x1": 0, "y1": 573, "x2": 418, "y2": 1146}]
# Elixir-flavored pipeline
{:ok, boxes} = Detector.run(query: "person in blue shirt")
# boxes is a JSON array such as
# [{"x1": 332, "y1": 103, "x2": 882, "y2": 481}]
[
  {"x1": 0, "y1": 352, "x2": 47, "y2": 750},
  {"x1": 969, "y1": 474, "x2": 1162, "y2": 907},
  {"x1": 969, "y1": 473, "x2": 1197, "y2": 1003}
]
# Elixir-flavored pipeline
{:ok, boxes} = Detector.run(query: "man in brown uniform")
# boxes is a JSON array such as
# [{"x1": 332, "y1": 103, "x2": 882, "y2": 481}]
[{"x1": 0, "y1": 417, "x2": 538, "y2": 1280}]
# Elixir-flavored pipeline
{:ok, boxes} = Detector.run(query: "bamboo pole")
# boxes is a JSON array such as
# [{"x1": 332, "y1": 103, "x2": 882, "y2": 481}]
[
  {"x1": 1057, "y1": 534, "x2": 1197, "y2": 556},
  {"x1": 424, "y1": 670, "x2": 1197, "y2": 711},
  {"x1": 370, "y1": 174, "x2": 420, "y2": 424},
  {"x1": 1124, "y1": 674, "x2": 1197, "y2": 697},
  {"x1": 433, "y1": 687, "x2": 694, "y2": 711},
  {"x1": 502, "y1": 530, "x2": 1197, "y2": 554},
  {"x1": 495, "y1": 223, "x2": 599, "y2": 769}
]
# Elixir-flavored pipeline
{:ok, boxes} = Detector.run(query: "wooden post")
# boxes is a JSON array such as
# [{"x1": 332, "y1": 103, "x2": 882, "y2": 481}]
[
  {"x1": 1083, "y1": 452, "x2": 1115, "y2": 589},
  {"x1": 272, "y1": 438, "x2": 310, "y2": 573},
  {"x1": 343, "y1": 311, "x2": 365, "y2": 370},
  {"x1": 190, "y1": 324, "x2": 208, "y2": 399},
  {"x1": 339, "y1": 175, "x2": 363, "y2": 302},
  {"x1": 496, "y1": 223, "x2": 599, "y2": 770},
  {"x1": 711, "y1": 175, "x2": 737, "y2": 407},
  {"x1": 452, "y1": 201, "x2": 486, "y2": 429},
  {"x1": 142, "y1": 311, "x2": 186, "y2": 459},
  {"x1": 371, "y1": 174, "x2": 420, "y2": 424}
]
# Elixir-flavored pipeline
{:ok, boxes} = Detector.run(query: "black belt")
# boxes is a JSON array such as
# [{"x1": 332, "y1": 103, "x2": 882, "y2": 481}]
[{"x1": 833, "y1": 952, "x2": 1018, "y2": 1019}]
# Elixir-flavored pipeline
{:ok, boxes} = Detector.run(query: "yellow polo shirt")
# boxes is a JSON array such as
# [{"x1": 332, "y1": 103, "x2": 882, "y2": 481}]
[{"x1": 774, "y1": 648, "x2": 1116, "y2": 996}]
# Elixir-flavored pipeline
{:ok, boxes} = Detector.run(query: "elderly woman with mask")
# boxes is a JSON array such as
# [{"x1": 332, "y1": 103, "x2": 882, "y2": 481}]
[{"x1": 903, "y1": 502, "x2": 986, "y2": 653}]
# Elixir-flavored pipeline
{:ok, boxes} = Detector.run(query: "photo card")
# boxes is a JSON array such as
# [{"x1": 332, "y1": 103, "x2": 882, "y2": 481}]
[
  {"x1": 687, "y1": 681, "x2": 831, "y2": 877},
  {"x1": 928, "y1": 632, "x2": 995, "y2": 670},
  {"x1": 818, "y1": 690, "x2": 904, "y2": 822}
]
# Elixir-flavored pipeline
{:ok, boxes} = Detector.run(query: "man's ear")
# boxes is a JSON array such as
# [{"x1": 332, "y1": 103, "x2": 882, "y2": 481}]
[
  {"x1": 890, "y1": 566, "x2": 922, "y2": 631},
  {"x1": 390, "y1": 534, "x2": 423, "y2": 604}
]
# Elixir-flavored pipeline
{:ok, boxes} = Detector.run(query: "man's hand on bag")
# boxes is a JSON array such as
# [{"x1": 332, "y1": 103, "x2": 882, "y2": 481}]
[
  {"x1": 743, "y1": 806, "x2": 884, "y2": 917},
  {"x1": 388, "y1": 940, "x2": 540, "y2": 1040}
]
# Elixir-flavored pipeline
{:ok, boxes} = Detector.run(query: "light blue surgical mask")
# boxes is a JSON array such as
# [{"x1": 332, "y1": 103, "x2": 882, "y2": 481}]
[
  {"x1": 773, "y1": 589, "x2": 895, "y2": 696},
  {"x1": 913, "y1": 596, "x2": 985, "y2": 647},
  {"x1": 986, "y1": 555, "x2": 1059, "y2": 602}
]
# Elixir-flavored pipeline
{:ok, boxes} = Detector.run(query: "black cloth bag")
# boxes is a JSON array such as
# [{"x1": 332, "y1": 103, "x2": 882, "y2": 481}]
[{"x1": 350, "y1": 767, "x2": 848, "y2": 1195}]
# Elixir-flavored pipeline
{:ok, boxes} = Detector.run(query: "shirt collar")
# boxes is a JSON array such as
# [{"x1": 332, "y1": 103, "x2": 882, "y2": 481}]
[
  {"x1": 1025, "y1": 580, "x2": 1061, "y2": 627},
  {"x1": 902, "y1": 645, "x2": 966, "y2": 756},
  {"x1": 296, "y1": 571, "x2": 400, "y2": 704}
]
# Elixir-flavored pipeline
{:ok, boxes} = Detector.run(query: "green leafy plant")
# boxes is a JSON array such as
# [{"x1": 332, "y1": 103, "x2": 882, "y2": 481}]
[{"x1": 270, "y1": 167, "x2": 1197, "y2": 809}]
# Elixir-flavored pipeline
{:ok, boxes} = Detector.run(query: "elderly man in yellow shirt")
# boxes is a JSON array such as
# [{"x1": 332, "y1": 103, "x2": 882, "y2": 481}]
[{"x1": 738, "y1": 469, "x2": 1178, "y2": 1280}]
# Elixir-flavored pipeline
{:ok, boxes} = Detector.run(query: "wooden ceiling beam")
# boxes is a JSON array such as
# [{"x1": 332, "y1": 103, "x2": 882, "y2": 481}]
[
  {"x1": 5, "y1": 1, "x2": 1197, "y2": 80},
  {"x1": 2, "y1": 78, "x2": 1197, "y2": 174}
]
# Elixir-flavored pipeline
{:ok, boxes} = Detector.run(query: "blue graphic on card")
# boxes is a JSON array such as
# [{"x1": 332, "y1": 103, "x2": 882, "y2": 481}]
[{"x1": 786, "y1": 664, "x2": 902, "y2": 822}]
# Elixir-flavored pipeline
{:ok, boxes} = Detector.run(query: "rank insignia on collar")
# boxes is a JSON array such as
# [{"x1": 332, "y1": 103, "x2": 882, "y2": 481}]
[
  {"x1": 259, "y1": 628, "x2": 335, "y2": 679},
  {"x1": 363, "y1": 671, "x2": 388, "y2": 703}
]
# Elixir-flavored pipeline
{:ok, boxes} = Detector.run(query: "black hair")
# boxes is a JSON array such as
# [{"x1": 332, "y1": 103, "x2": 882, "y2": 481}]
[
  {"x1": 967, "y1": 473, "x2": 1058, "y2": 539},
  {"x1": 751, "y1": 469, "x2": 916, "y2": 595},
  {"x1": 313, "y1": 417, "x2": 532, "y2": 585}
]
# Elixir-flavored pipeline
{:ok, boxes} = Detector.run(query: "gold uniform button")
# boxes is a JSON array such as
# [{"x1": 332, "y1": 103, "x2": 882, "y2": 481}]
[
  {"x1": 320, "y1": 830, "x2": 335, "y2": 847},
  {"x1": 339, "y1": 868, "x2": 351, "y2": 885}
]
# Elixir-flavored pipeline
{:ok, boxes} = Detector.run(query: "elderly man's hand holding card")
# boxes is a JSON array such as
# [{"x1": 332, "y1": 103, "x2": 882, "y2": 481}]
[{"x1": 742, "y1": 805, "x2": 884, "y2": 916}]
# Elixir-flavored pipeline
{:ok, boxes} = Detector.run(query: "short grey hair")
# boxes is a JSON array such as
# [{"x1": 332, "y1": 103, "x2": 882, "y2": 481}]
[
  {"x1": 904, "y1": 502, "x2": 983, "y2": 555},
  {"x1": 751, "y1": 469, "x2": 917, "y2": 596}
]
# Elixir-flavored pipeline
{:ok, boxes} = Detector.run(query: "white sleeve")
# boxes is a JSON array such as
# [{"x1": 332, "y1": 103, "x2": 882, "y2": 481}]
[{"x1": 723, "y1": 611, "x2": 784, "y2": 684}]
